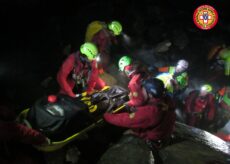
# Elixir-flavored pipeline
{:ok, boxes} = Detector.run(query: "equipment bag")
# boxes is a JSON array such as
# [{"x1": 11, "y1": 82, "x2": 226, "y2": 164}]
[{"x1": 27, "y1": 94, "x2": 94, "y2": 140}]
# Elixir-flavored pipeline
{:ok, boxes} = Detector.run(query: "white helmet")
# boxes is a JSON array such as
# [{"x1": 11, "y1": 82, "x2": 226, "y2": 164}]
[{"x1": 176, "y1": 59, "x2": 189, "y2": 72}]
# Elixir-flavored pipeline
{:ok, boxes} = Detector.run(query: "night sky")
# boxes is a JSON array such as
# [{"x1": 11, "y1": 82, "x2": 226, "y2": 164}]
[{"x1": 0, "y1": 0, "x2": 230, "y2": 110}]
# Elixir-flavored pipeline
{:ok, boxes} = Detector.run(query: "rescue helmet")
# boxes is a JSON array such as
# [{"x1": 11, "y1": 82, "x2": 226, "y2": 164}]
[
  {"x1": 118, "y1": 55, "x2": 132, "y2": 71},
  {"x1": 201, "y1": 84, "x2": 213, "y2": 93},
  {"x1": 176, "y1": 59, "x2": 189, "y2": 72},
  {"x1": 80, "y1": 42, "x2": 98, "y2": 61},
  {"x1": 108, "y1": 21, "x2": 122, "y2": 36},
  {"x1": 142, "y1": 77, "x2": 165, "y2": 98}
]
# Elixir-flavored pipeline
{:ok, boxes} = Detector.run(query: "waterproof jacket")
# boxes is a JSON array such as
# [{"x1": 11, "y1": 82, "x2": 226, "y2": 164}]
[
  {"x1": 104, "y1": 96, "x2": 176, "y2": 141},
  {"x1": 85, "y1": 21, "x2": 117, "y2": 70},
  {"x1": 124, "y1": 64, "x2": 150, "y2": 107},
  {"x1": 184, "y1": 90, "x2": 216, "y2": 126},
  {"x1": 57, "y1": 51, "x2": 106, "y2": 97},
  {"x1": 158, "y1": 66, "x2": 188, "y2": 93},
  {"x1": 0, "y1": 121, "x2": 47, "y2": 145},
  {"x1": 86, "y1": 20, "x2": 116, "y2": 57},
  {"x1": 127, "y1": 73, "x2": 145, "y2": 107},
  {"x1": 92, "y1": 29, "x2": 115, "y2": 56}
]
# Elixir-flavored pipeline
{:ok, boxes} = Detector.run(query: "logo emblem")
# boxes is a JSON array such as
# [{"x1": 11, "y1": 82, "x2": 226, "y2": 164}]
[{"x1": 193, "y1": 5, "x2": 218, "y2": 30}]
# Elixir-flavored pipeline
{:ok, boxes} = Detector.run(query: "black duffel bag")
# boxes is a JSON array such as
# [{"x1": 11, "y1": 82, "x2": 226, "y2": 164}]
[{"x1": 27, "y1": 94, "x2": 94, "y2": 140}]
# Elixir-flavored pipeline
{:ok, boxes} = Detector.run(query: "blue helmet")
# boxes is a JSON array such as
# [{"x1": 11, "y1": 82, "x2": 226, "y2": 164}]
[{"x1": 142, "y1": 77, "x2": 165, "y2": 98}]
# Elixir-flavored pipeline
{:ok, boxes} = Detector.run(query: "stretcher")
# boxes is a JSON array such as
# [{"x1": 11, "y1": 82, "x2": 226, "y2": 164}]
[{"x1": 17, "y1": 86, "x2": 128, "y2": 152}]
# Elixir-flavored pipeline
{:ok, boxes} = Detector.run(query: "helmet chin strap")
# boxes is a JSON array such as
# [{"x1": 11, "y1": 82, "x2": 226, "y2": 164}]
[
  {"x1": 127, "y1": 70, "x2": 136, "y2": 78},
  {"x1": 142, "y1": 87, "x2": 150, "y2": 102},
  {"x1": 80, "y1": 55, "x2": 89, "y2": 63}
]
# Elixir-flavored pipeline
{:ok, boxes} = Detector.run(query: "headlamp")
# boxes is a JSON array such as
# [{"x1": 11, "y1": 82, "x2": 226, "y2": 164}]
[
  {"x1": 96, "y1": 56, "x2": 101, "y2": 62},
  {"x1": 201, "y1": 86, "x2": 207, "y2": 91}
]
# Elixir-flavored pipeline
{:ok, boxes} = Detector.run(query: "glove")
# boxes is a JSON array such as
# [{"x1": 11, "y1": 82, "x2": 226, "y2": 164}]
[
  {"x1": 75, "y1": 94, "x2": 81, "y2": 98},
  {"x1": 75, "y1": 92, "x2": 87, "y2": 98},
  {"x1": 124, "y1": 103, "x2": 136, "y2": 113},
  {"x1": 116, "y1": 99, "x2": 126, "y2": 107}
]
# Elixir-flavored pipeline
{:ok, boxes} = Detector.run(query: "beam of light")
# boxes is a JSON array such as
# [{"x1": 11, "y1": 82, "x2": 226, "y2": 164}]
[{"x1": 121, "y1": 32, "x2": 131, "y2": 45}]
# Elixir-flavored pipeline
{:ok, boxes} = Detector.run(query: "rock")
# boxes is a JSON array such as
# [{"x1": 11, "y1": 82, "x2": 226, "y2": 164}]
[
  {"x1": 65, "y1": 145, "x2": 81, "y2": 164},
  {"x1": 97, "y1": 135, "x2": 154, "y2": 164}
]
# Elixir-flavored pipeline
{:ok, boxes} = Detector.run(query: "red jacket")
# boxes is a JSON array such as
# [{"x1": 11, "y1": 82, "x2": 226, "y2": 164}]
[
  {"x1": 57, "y1": 52, "x2": 106, "y2": 97},
  {"x1": 0, "y1": 106, "x2": 47, "y2": 145},
  {"x1": 92, "y1": 29, "x2": 116, "y2": 56},
  {"x1": 0, "y1": 121, "x2": 47, "y2": 145},
  {"x1": 127, "y1": 73, "x2": 145, "y2": 107},
  {"x1": 104, "y1": 96, "x2": 176, "y2": 141},
  {"x1": 92, "y1": 29, "x2": 117, "y2": 70},
  {"x1": 184, "y1": 90, "x2": 216, "y2": 126}
]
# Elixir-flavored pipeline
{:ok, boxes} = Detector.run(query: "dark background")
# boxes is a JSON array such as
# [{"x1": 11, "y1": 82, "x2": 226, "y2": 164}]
[{"x1": 0, "y1": 0, "x2": 230, "y2": 111}]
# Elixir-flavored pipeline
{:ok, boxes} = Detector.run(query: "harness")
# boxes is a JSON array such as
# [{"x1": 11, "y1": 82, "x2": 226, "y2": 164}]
[{"x1": 72, "y1": 53, "x2": 92, "y2": 90}]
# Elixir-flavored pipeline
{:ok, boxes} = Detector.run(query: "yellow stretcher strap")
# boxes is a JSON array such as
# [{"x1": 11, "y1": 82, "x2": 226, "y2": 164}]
[
  {"x1": 17, "y1": 108, "x2": 30, "y2": 121},
  {"x1": 112, "y1": 105, "x2": 126, "y2": 113},
  {"x1": 101, "y1": 86, "x2": 110, "y2": 91}
]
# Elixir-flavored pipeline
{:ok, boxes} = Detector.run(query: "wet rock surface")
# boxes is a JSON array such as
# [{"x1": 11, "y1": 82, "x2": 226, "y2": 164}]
[{"x1": 161, "y1": 140, "x2": 229, "y2": 164}]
